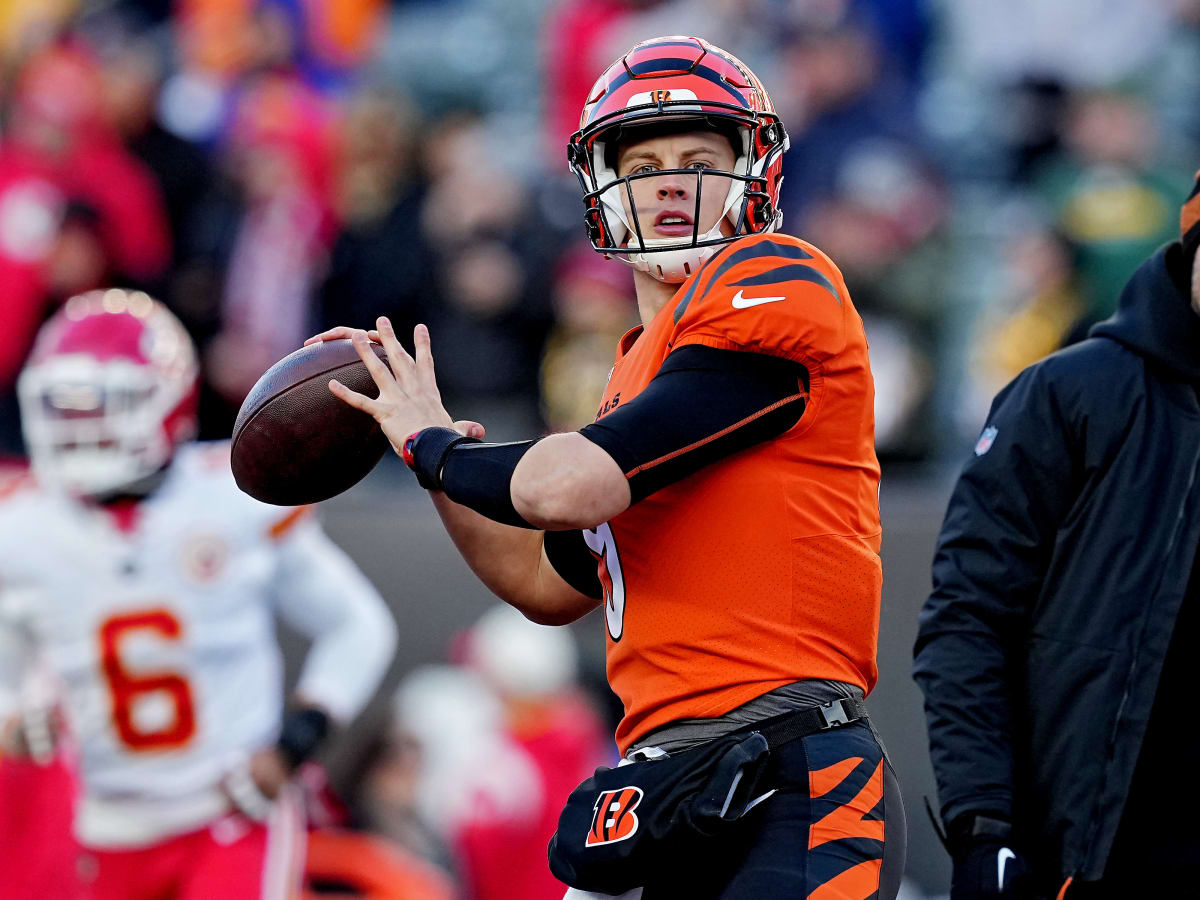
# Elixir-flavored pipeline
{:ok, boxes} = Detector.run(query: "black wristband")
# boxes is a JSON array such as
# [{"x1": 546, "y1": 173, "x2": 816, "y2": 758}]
[
  {"x1": 276, "y1": 707, "x2": 332, "y2": 770},
  {"x1": 440, "y1": 439, "x2": 538, "y2": 528},
  {"x1": 407, "y1": 427, "x2": 481, "y2": 490}
]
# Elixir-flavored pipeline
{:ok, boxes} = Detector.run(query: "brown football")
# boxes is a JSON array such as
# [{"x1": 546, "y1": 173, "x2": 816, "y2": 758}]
[{"x1": 231, "y1": 339, "x2": 390, "y2": 505}]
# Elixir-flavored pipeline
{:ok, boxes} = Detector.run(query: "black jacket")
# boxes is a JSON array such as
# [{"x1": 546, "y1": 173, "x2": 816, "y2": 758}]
[{"x1": 913, "y1": 242, "x2": 1200, "y2": 886}]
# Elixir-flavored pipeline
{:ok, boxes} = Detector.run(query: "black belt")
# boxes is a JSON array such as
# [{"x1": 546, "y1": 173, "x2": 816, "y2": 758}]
[{"x1": 743, "y1": 696, "x2": 868, "y2": 748}]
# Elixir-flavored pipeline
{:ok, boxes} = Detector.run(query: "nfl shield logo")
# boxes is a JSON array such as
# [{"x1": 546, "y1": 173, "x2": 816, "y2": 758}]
[{"x1": 974, "y1": 425, "x2": 998, "y2": 457}]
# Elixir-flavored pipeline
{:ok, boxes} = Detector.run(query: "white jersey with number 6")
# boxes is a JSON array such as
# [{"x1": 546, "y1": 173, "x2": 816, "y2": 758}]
[{"x1": 0, "y1": 442, "x2": 396, "y2": 847}]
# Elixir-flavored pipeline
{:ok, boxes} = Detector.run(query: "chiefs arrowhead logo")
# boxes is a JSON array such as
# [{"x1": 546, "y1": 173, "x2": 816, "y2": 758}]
[{"x1": 586, "y1": 786, "x2": 643, "y2": 847}]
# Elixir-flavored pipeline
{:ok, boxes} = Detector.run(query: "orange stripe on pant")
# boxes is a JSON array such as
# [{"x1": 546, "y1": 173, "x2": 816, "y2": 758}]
[
  {"x1": 809, "y1": 759, "x2": 884, "y2": 849},
  {"x1": 807, "y1": 859, "x2": 884, "y2": 900}
]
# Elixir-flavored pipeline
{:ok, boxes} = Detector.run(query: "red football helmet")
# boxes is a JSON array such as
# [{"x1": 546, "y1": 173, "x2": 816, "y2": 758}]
[
  {"x1": 18, "y1": 290, "x2": 199, "y2": 497},
  {"x1": 568, "y1": 36, "x2": 789, "y2": 283}
]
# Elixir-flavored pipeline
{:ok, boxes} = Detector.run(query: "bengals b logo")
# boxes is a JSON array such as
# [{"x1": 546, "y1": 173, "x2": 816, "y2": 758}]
[
  {"x1": 586, "y1": 786, "x2": 643, "y2": 846},
  {"x1": 649, "y1": 90, "x2": 672, "y2": 104}
]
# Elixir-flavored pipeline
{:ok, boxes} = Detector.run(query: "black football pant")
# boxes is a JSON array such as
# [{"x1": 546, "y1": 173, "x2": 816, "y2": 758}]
[{"x1": 639, "y1": 719, "x2": 906, "y2": 899}]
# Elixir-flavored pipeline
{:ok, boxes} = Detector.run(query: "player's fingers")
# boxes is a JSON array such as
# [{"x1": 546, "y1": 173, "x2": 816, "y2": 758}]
[
  {"x1": 413, "y1": 324, "x2": 441, "y2": 394},
  {"x1": 304, "y1": 326, "x2": 384, "y2": 347},
  {"x1": 453, "y1": 419, "x2": 486, "y2": 439},
  {"x1": 304, "y1": 325, "x2": 356, "y2": 346},
  {"x1": 349, "y1": 329, "x2": 398, "y2": 394},
  {"x1": 375, "y1": 317, "x2": 416, "y2": 387},
  {"x1": 328, "y1": 378, "x2": 383, "y2": 417}
]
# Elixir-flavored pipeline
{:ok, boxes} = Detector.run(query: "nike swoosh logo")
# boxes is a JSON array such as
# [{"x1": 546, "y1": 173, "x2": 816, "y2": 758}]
[
  {"x1": 731, "y1": 290, "x2": 787, "y2": 309},
  {"x1": 997, "y1": 847, "x2": 1016, "y2": 888}
]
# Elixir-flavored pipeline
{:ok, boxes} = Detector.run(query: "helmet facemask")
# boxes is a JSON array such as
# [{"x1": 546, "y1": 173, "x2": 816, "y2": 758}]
[
  {"x1": 17, "y1": 290, "x2": 199, "y2": 500},
  {"x1": 570, "y1": 100, "x2": 789, "y2": 284},
  {"x1": 19, "y1": 356, "x2": 194, "y2": 498}
]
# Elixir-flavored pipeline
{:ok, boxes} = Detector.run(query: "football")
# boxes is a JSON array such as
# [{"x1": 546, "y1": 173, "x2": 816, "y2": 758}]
[{"x1": 231, "y1": 339, "x2": 391, "y2": 505}]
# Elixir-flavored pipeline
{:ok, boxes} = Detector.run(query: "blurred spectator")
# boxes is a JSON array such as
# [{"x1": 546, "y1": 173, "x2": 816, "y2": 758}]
[
  {"x1": 959, "y1": 227, "x2": 1086, "y2": 428},
  {"x1": 541, "y1": 0, "x2": 647, "y2": 159},
  {"x1": 91, "y1": 26, "x2": 246, "y2": 440},
  {"x1": 539, "y1": 243, "x2": 638, "y2": 431},
  {"x1": 0, "y1": 42, "x2": 170, "y2": 454},
  {"x1": 364, "y1": 607, "x2": 610, "y2": 900},
  {"x1": 800, "y1": 141, "x2": 947, "y2": 459},
  {"x1": 775, "y1": 7, "x2": 923, "y2": 226},
  {"x1": 939, "y1": 0, "x2": 1173, "y2": 88},
  {"x1": 455, "y1": 605, "x2": 610, "y2": 900},
  {"x1": 41, "y1": 201, "x2": 113, "y2": 300},
  {"x1": 4, "y1": 43, "x2": 171, "y2": 284},
  {"x1": 203, "y1": 72, "x2": 336, "y2": 433},
  {"x1": 172, "y1": 0, "x2": 386, "y2": 93},
  {"x1": 1032, "y1": 88, "x2": 1192, "y2": 319},
  {"x1": 299, "y1": 763, "x2": 455, "y2": 900},
  {"x1": 97, "y1": 32, "x2": 219, "y2": 277},
  {"x1": 0, "y1": 1, "x2": 77, "y2": 63},
  {"x1": 317, "y1": 87, "x2": 436, "y2": 342},
  {"x1": 418, "y1": 114, "x2": 556, "y2": 440}
]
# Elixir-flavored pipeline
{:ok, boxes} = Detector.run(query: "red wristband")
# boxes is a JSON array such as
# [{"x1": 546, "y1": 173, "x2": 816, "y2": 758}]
[{"x1": 401, "y1": 430, "x2": 422, "y2": 470}]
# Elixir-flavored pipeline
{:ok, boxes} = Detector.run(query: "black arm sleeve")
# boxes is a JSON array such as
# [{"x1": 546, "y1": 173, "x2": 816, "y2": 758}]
[
  {"x1": 578, "y1": 344, "x2": 808, "y2": 504},
  {"x1": 543, "y1": 529, "x2": 604, "y2": 599}
]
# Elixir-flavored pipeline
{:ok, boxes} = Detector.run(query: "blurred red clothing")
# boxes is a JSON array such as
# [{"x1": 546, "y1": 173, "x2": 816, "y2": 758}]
[
  {"x1": 541, "y1": 0, "x2": 638, "y2": 161},
  {"x1": 454, "y1": 694, "x2": 610, "y2": 900},
  {"x1": 0, "y1": 45, "x2": 170, "y2": 394},
  {"x1": 5, "y1": 44, "x2": 170, "y2": 283},
  {"x1": 0, "y1": 144, "x2": 170, "y2": 390},
  {"x1": 0, "y1": 754, "x2": 81, "y2": 900}
]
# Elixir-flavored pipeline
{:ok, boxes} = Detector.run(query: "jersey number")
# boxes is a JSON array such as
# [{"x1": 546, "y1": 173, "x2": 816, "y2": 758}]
[
  {"x1": 99, "y1": 609, "x2": 197, "y2": 752},
  {"x1": 583, "y1": 524, "x2": 626, "y2": 641}
]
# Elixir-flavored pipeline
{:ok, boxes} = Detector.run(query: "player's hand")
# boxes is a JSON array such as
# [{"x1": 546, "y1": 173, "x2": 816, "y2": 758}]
[
  {"x1": 221, "y1": 747, "x2": 292, "y2": 821},
  {"x1": 951, "y1": 839, "x2": 1031, "y2": 899},
  {"x1": 0, "y1": 708, "x2": 58, "y2": 763},
  {"x1": 249, "y1": 747, "x2": 291, "y2": 800},
  {"x1": 312, "y1": 319, "x2": 484, "y2": 449},
  {"x1": 304, "y1": 325, "x2": 382, "y2": 346}
]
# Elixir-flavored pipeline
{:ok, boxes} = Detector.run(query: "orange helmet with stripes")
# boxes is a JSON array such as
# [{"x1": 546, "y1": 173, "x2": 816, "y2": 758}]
[{"x1": 568, "y1": 36, "x2": 789, "y2": 283}]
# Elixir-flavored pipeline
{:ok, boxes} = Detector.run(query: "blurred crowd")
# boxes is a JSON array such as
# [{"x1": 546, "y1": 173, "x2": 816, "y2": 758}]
[
  {"x1": 4, "y1": 0, "x2": 1200, "y2": 895},
  {"x1": 4, "y1": 0, "x2": 1200, "y2": 463}
]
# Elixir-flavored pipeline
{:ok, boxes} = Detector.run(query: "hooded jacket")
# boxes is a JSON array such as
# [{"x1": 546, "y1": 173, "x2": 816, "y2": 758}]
[{"x1": 914, "y1": 242, "x2": 1200, "y2": 887}]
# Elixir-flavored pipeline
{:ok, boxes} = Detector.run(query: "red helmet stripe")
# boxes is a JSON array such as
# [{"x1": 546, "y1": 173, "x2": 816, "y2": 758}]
[{"x1": 589, "y1": 63, "x2": 751, "y2": 125}]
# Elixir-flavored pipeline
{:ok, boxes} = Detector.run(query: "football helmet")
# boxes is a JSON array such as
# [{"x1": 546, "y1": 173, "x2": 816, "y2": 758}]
[
  {"x1": 568, "y1": 36, "x2": 789, "y2": 283},
  {"x1": 18, "y1": 289, "x2": 199, "y2": 497}
]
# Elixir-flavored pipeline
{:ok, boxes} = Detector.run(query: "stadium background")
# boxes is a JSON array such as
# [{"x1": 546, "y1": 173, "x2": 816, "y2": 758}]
[{"x1": 3, "y1": 0, "x2": 1199, "y2": 895}]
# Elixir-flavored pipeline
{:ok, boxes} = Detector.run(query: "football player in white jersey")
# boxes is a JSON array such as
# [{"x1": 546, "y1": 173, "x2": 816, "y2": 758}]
[{"x1": 0, "y1": 290, "x2": 397, "y2": 900}]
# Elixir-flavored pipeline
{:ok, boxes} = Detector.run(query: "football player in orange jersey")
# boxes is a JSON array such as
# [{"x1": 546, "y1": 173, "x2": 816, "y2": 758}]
[{"x1": 312, "y1": 35, "x2": 903, "y2": 900}]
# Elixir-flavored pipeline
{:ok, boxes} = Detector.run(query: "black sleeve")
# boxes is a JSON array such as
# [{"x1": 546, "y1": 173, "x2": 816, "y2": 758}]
[
  {"x1": 543, "y1": 529, "x2": 604, "y2": 599},
  {"x1": 912, "y1": 363, "x2": 1080, "y2": 828},
  {"x1": 578, "y1": 344, "x2": 808, "y2": 504}
]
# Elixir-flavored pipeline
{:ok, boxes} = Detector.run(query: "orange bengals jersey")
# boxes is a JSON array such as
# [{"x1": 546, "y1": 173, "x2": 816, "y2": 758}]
[{"x1": 587, "y1": 232, "x2": 881, "y2": 754}]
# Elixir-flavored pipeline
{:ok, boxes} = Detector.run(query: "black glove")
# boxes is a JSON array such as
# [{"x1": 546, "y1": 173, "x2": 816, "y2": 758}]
[{"x1": 949, "y1": 814, "x2": 1032, "y2": 899}]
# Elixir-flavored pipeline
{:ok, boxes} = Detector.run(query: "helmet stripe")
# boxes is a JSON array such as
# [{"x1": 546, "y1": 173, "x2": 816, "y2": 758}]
[{"x1": 592, "y1": 61, "x2": 751, "y2": 121}]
